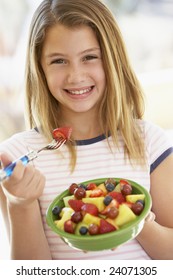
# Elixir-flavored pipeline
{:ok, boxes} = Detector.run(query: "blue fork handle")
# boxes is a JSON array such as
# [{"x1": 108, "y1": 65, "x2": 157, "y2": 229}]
[{"x1": 0, "y1": 151, "x2": 37, "y2": 183}]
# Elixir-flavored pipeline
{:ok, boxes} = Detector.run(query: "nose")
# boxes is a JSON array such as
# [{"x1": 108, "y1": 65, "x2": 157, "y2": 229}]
[{"x1": 66, "y1": 63, "x2": 85, "y2": 84}]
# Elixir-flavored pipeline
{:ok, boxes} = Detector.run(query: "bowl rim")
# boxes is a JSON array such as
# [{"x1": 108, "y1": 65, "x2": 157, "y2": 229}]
[{"x1": 46, "y1": 177, "x2": 152, "y2": 241}]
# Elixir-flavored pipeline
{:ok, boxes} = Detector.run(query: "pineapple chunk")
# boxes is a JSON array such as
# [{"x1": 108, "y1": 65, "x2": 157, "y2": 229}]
[
  {"x1": 54, "y1": 208, "x2": 74, "y2": 230},
  {"x1": 59, "y1": 207, "x2": 73, "y2": 218},
  {"x1": 126, "y1": 194, "x2": 145, "y2": 203},
  {"x1": 97, "y1": 183, "x2": 108, "y2": 195},
  {"x1": 85, "y1": 190, "x2": 92, "y2": 197},
  {"x1": 82, "y1": 213, "x2": 101, "y2": 226},
  {"x1": 82, "y1": 197, "x2": 105, "y2": 212},
  {"x1": 114, "y1": 204, "x2": 136, "y2": 227},
  {"x1": 114, "y1": 183, "x2": 121, "y2": 192}
]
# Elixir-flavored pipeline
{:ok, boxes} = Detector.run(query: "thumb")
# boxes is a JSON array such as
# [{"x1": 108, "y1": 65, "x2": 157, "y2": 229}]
[{"x1": 0, "y1": 152, "x2": 13, "y2": 168}]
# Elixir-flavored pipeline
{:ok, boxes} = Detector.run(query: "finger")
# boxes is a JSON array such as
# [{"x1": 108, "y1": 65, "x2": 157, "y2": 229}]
[
  {"x1": 21, "y1": 164, "x2": 40, "y2": 186},
  {"x1": 21, "y1": 164, "x2": 45, "y2": 187},
  {"x1": 2, "y1": 164, "x2": 41, "y2": 200},
  {"x1": 19, "y1": 167, "x2": 45, "y2": 200},
  {"x1": 0, "y1": 152, "x2": 13, "y2": 167},
  {"x1": 2, "y1": 160, "x2": 26, "y2": 189},
  {"x1": 10, "y1": 160, "x2": 26, "y2": 181}
]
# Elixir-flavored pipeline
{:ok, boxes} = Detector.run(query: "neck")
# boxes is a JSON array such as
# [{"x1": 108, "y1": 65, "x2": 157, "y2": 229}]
[{"x1": 59, "y1": 110, "x2": 102, "y2": 140}]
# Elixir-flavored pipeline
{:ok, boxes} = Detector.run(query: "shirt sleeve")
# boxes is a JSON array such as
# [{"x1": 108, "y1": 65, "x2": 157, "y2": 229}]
[{"x1": 144, "y1": 121, "x2": 173, "y2": 173}]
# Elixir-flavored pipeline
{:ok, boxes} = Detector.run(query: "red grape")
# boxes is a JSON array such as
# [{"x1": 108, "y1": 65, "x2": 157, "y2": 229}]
[
  {"x1": 71, "y1": 212, "x2": 83, "y2": 223},
  {"x1": 74, "y1": 187, "x2": 86, "y2": 199},
  {"x1": 131, "y1": 202, "x2": 144, "y2": 215},
  {"x1": 69, "y1": 183, "x2": 78, "y2": 194},
  {"x1": 88, "y1": 224, "x2": 99, "y2": 235},
  {"x1": 106, "y1": 207, "x2": 119, "y2": 219},
  {"x1": 121, "y1": 184, "x2": 132, "y2": 196}
]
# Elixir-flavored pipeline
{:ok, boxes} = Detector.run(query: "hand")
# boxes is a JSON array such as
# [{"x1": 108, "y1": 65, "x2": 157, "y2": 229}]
[{"x1": 0, "y1": 152, "x2": 45, "y2": 207}]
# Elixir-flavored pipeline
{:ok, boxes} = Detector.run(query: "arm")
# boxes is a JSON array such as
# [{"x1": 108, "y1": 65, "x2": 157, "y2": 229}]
[
  {"x1": 8, "y1": 200, "x2": 51, "y2": 260},
  {"x1": 136, "y1": 153, "x2": 173, "y2": 259},
  {"x1": 0, "y1": 153, "x2": 52, "y2": 260}
]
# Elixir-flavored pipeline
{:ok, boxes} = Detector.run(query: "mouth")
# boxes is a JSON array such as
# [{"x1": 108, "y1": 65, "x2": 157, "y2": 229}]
[{"x1": 65, "y1": 86, "x2": 94, "y2": 95}]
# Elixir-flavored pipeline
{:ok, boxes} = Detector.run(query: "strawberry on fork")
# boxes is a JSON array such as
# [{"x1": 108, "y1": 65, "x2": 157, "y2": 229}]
[{"x1": 53, "y1": 127, "x2": 72, "y2": 142}]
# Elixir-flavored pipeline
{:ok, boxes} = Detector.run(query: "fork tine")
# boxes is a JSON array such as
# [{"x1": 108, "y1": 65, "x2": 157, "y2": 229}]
[
  {"x1": 37, "y1": 138, "x2": 66, "y2": 152},
  {"x1": 56, "y1": 138, "x2": 66, "y2": 149},
  {"x1": 47, "y1": 138, "x2": 66, "y2": 149}
]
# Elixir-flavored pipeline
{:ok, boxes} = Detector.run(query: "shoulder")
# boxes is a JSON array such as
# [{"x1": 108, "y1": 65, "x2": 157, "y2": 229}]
[
  {"x1": 0, "y1": 129, "x2": 39, "y2": 146},
  {"x1": 138, "y1": 119, "x2": 172, "y2": 146},
  {"x1": 138, "y1": 120, "x2": 173, "y2": 172},
  {"x1": 138, "y1": 119, "x2": 166, "y2": 134}
]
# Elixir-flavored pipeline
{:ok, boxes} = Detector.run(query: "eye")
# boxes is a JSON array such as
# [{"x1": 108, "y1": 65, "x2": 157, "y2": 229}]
[
  {"x1": 51, "y1": 58, "x2": 66, "y2": 64},
  {"x1": 83, "y1": 55, "x2": 98, "y2": 61}
]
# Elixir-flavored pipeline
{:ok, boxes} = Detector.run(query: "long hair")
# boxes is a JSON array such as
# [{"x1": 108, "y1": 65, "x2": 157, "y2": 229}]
[{"x1": 25, "y1": 0, "x2": 145, "y2": 170}]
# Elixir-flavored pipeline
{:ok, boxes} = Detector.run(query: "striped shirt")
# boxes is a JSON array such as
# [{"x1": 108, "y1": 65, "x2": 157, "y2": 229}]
[{"x1": 0, "y1": 120, "x2": 173, "y2": 259}]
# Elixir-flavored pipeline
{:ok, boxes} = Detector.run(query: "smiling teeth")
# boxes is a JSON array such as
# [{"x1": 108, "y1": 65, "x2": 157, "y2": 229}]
[{"x1": 68, "y1": 87, "x2": 91, "y2": 95}]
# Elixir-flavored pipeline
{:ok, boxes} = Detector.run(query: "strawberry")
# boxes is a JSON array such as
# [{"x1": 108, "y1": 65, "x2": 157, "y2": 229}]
[
  {"x1": 120, "y1": 179, "x2": 130, "y2": 187},
  {"x1": 101, "y1": 199, "x2": 119, "y2": 215},
  {"x1": 64, "y1": 219, "x2": 75, "y2": 233},
  {"x1": 86, "y1": 183, "x2": 97, "y2": 190},
  {"x1": 68, "y1": 199, "x2": 84, "y2": 212},
  {"x1": 81, "y1": 203, "x2": 99, "y2": 216},
  {"x1": 53, "y1": 127, "x2": 72, "y2": 141},
  {"x1": 119, "y1": 179, "x2": 132, "y2": 195},
  {"x1": 89, "y1": 189, "x2": 104, "y2": 197},
  {"x1": 99, "y1": 219, "x2": 116, "y2": 234},
  {"x1": 109, "y1": 191, "x2": 125, "y2": 204}
]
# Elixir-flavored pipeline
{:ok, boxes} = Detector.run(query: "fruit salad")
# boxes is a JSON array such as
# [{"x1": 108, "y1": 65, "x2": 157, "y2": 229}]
[{"x1": 52, "y1": 178, "x2": 145, "y2": 236}]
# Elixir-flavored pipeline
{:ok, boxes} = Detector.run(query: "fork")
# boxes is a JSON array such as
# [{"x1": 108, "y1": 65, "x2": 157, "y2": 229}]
[{"x1": 0, "y1": 137, "x2": 66, "y2": 183}]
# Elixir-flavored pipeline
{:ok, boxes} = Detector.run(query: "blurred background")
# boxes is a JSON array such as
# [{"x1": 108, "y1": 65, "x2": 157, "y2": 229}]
[{"x1": 0, "y1": 0, "x2": 173, "y2": 259}]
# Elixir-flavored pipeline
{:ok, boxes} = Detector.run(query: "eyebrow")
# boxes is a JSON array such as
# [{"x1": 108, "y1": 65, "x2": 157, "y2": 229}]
[
  {"x1": 81, "y1": 47, "x2": 101, "y2": 54},
  {"x1": 45, "y1": 47, "x2": 101, "y2": 59}
]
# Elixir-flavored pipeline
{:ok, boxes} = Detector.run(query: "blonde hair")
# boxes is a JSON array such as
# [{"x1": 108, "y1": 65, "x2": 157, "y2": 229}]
[{"x1": 25, "y1": 0, "x2": 145, "y2": 170}]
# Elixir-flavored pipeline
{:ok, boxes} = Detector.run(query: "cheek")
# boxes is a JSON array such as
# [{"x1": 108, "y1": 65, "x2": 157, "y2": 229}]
[
  {"x1": 45, "y1": 71, "x2": 63, "y2": 92},
  {"x1": 95, "y1": 67, "x2": 106, "y2": 88}
]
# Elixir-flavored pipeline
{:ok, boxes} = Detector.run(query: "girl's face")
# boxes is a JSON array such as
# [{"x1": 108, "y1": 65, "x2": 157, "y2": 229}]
[{"x1": 41, "y1": 24, "x2": 106, "y2": 117}]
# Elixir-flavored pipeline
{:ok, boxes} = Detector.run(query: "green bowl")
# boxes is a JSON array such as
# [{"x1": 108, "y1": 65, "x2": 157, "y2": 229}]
[{"x1": 46, "y1": 178, "x2": 152, "y2": 251}]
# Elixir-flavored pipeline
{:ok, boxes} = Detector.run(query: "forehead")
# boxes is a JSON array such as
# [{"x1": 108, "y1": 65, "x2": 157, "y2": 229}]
[{"x1": 42, "y1": 23, "x2": 100, "y2": 55}]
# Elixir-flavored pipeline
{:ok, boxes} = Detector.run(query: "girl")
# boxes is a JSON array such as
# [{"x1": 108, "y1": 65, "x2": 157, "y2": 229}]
[{"x1": 0, "y1": 0, "x2": 173, "y2": 260}]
